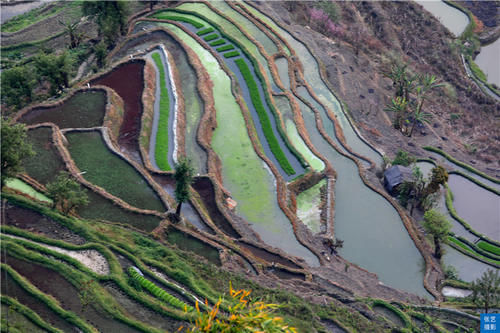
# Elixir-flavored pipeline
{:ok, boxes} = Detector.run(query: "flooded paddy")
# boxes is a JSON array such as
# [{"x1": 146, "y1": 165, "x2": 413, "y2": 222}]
[
  {"x1": 159, "y1": 23, "x2": 318, "y2": 266},
  {"x1": 65, "y1": 130, "x2": 166, "y2": 212},
  {"x1": 448, "y1": 174, "x2": 500, "y2": 241},
  {"x1": 20, "y1": 90, "x2": 106, "y2": 129},
  {"x1": 296, "y1": 179, "x2": 326, "y2": 234},
  {"x1": 475, "y1": 38, "x2": 500, "y2": 87},
  {"x1": 23, "y1": 126, "x2": 66, "y2": 185},
  {"x1": 91, "y1": 61, "x2": 145, "y2": 162},
  {"x1": 414, "y1": 0, "x2": 469, "y2": 37},
  {"x1": 165, "y1": 229, "x2": 221, "y2": 265}
]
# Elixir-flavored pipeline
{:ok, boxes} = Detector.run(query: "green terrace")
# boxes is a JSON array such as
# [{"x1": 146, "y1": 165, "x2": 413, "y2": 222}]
[{"x1": 150, "y1": 9, "x2": 306, "y2": 180}]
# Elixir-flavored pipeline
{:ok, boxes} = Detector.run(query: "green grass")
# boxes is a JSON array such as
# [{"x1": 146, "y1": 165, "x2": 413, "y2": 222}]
[
  {"x1": 1, "y1": 1, "x2": 81, "y2": 33},
  {"x1": 467, "y1": 56, "x2": 488, "y2": 82},
  {"x1": 477, "y1": 241, "x2": 500, "y2": 256},
  {"x1": 215, "y1": 44, "x2": 235, "y2": 52},
  {"x1": 128, "y1": 267, "x2": 194, "y2": 312},
  {"x1": 235, "y1": 58, "x2": 295, "y2": 175},
  {"x1": 423, "y1": 146, "x2": 500, "y2": 184},
  {"x1": 151, "y1": 12, "x2": 204, "y2": 28},
  {"x1": 196, "y1": 27, "x2": 214, "y2": 36},
  {"x1": 209, "y1": 39, "x2": 225, "y2": 47},
  {"x1": 151, "y1": 52, "x2": 172, "y2": 171},
  {"x1": 371, "y1": 299, "x2": 411, "y2": 329},
  {"x1": 203, "y1": 33, "x2": 219, "y2": 41},
  {"x1": 1, "y1": 296, "x2": 63, "y2": 333},
  {"x1": 285, "y1": 119, "x2": 324, "y2": 171},
  {"x1": 447, "y1": 236, "x2": 500, "y2": 266},
  {"x1": 296, "y1": 180, "x2": 326, "y2": 234},
  {"x1": 65, "y1": 131, "x2": 165, "y2": 212},
  {"x1": 223, "y1": 50, "x2": 240, "y2": 58}
]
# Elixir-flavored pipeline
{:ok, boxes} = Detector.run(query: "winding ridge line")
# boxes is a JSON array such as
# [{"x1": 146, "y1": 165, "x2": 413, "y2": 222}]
[{"x1": 424, "y1": 146, "x2": 500, "y2": 184}]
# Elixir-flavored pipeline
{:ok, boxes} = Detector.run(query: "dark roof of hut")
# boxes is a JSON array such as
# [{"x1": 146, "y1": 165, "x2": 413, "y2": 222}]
[{"x1": 384, "y1": 165, "x2": 413, "y2": 193}]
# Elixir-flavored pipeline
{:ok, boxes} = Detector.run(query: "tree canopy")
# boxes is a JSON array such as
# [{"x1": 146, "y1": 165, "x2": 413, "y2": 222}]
[
  {"x1": 174, "y1": 158, "x2": 194, "y2": 216},
  {"x1": 422, "y1": 209, "x2": 451, "y2": 259},
  {"x1": 1, "y1": 66, "x2": 35, "y2": 109},
  {"x1": 82, "y1": 1, "x2": 128, "y2": 46},
  {"x1": 46, "y1": 171, "x2": 89, "y2": 214},
  {"x1": 1, "y1": 122, "x2": 34, "y2": 186},
  {"x1": 471, "y1": 269, "x2": 500, "y2": 313}
]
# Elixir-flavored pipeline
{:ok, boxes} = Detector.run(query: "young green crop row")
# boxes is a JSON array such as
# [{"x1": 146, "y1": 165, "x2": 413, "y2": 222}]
[
  {"x1": 209, "y1": 39, "x2": 225, "y2": 47},
  {"x1": 235, "y1": 58, "x2": 295, "y2": 175},
  {"x1": 223, "y1": 50, "x2": 240, "y2": 58},
  {"x1": 216, "y1": 44, "x2": 235, "y2": 52},
  {"x1": 371, "y1": 299, "x2": 411, "y2": 330},
  {"x1": 447, "y1": 236, "x2": 500, "y2": 267},
  {"x1": 203, "y1": 33, "x2": 219, "y2": 42},
  {"x1": 128, "y1": 267, "x2": 194, "y2": 312},
  {"x1": 196, "y1": 27, "x2": 214, "y2": 36},
  {"x1": 151, "y1": 52, "x2": 172, "y2": 171}
]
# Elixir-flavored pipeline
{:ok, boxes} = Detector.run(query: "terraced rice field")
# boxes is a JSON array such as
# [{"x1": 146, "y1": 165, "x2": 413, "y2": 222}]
[{"x1": 65, "y1": 130, "x2": 165, "y2": 212}]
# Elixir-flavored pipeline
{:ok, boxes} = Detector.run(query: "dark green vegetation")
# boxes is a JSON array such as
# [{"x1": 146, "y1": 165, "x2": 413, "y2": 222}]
[
  {"x1": 151, "y1": 52, "x2": 172, "y2": 171},
  {"x1": 392, "y1": 150, "x2": 416, "y2": 167},
  {"x1": 152, "y1": 12, "x2": 203, "y2": 28},
  {"x1": 208, "y1": 39, "x2": 225, "y2": 47},
  {"x1": 33, "y1": 51, "x2": 73, "y2": 95},
  {"x1": 173, "y1": 158, "x2": 194, "y2": 216},
  {"x1": 1, "y1": 122, "x2": 34, "y2": 185},
  {"x1": 202, "y1": 33, "x2": 219, "y2": 42},
  {"x1": 196, "y1": 27, "x2": 214, "y2": 36},
  {"x1": 21, "y1": 90, "x2": 107, "y2": 129},
  {"x1": 223, "y1": 50, "x2": 240, "y2": 58},
  {"x1": 82, "y1": 1, "x2": 128, "y2": 46},
  {"x1": 65, "y1": 131, "x2": 165, "y2": 212},
  {"x1": 470, "y1": 269, "x2": 500, "y2": 313},
  {"x1": 46, "y1": 171, "x2": 89, "y2": 214},
  {"x1": 216, "y1": 44, "x2": 235, "y2": 52},
  {"x1": 422, "y1": 209, "x2": 451, "y2": 259},
  {"x1": 235, "y1": 58, "x2": 295, "y2": 175},
  {"x1": 127, "y1": 267, "x2": 194, "y2": 312},
  {"x1": 0, "y1": 66, "x2": 35, "y2": 109},
  {"x1": 371, "y1": 299, "x2": 411, "y2": 329}
]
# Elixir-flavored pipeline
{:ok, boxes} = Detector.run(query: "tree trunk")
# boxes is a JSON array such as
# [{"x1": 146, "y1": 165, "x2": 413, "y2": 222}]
[
  {"x1": 434, "y1": 236, "x2": 442, "y2": 259},
  {"x1": 175, "y1": 202, "x2": 182, "y2": 216},
  {"x1": 408, "y1": 120, "x2": 416, "y2": 137}
]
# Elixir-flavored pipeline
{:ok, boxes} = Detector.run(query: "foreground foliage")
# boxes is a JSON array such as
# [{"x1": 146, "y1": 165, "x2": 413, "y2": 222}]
[
  {"x1": 185, "y1": 283, "x2": 297, "y2": 333},
  {"x1": 1, "y1": 122, "x2": 34, "y2": 186}
]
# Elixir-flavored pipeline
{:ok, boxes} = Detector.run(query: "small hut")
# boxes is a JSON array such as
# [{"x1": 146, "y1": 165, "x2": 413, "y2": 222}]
[{"x1": 383, "y1": 165, "x2": 413, "y2": 194}]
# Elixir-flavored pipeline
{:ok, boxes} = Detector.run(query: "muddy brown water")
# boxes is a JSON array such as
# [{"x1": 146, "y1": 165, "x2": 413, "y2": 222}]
[
  {"x1": 3, "y1": 255, "x2": 141, "y2": 333},
  {"x1": 237, "y1": 241, "x2": 301, "y2": 270},
  {"x1": 1, "y1": 265, "x2": 78, "y2": 332},
  {"x1": 91, "y1": 61, "x2": 145, "y2": 163},
  {"x1": 20, "y1": 90, "x2": 106, "y2": 129},
  {"x1": 192, "y1": 177, "x2": 240, "y2": 238},
  {"x1": 2, "y1": 201, "x2": 86, "y2": 245}
]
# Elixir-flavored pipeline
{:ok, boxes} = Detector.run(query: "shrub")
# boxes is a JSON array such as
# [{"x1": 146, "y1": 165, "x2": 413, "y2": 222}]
[
  {"x1": 196, "y1": 27, "x2": 214, "y2": 36},
  {"x1": 392, "y1": 150, "x2": 416, "y2": 167},
  {"x1": 151, "y1": 52, "x2": 172, "y2": 171},
  {"x1": 234, "y1": 58, "x2": 295, "y2": 175},
  {"x1": 223, "y1": 50, "x2": 240, "y2": 59},
  {"x1": 208, "y1": 39, "x2": 225, "y2": 47},
  {"x1": 127, "y1": 267, "x2": 193, "y2": 312},
  {"x1": 215, "y1": 44, "x2": 235, "y2": 52},
  {"x1": 203, "y1": 33, "x2": 219, "y2": 42}
]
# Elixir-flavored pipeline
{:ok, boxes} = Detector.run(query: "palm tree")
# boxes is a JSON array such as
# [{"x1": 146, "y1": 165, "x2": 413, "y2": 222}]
[
  {"x1": 408, "y1": 107, "x2": 432, "y2": 137},
  {"x1": 384, "y1": 96, "x2": 408, "y2": 131},
  {"x1": 383, "y1": 63, "x2": 416, "y2": 101},
  {"x1": 59, "y1": 19, "x2": 83, "y2": 49}
]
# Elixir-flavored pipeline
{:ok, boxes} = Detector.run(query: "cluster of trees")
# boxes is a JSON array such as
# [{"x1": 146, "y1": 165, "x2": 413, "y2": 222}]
[{"x1": 384, "y1": 63, "x2": 443, "y2": 137}]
